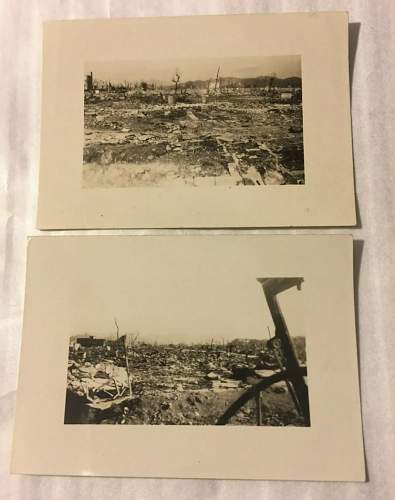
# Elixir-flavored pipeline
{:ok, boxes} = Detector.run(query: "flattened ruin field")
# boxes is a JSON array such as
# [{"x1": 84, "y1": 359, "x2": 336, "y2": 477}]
[
  {"x1": 65, "y1": 340, "x2": 308, "y2": 426},
  {"x1": 83, "y1": 94, "x2": 304, "y2": 188}
]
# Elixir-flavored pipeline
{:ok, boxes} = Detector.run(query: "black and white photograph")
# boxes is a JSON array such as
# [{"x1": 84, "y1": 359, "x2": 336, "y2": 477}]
[
  {"x1": 13, "y1": 235, "x2": 365, "y2": 480},
  {"x1": 37, "y1": 13, "x2": 357, "y2": 229},
  {"x1": 83, "y1": 56, "x2": 304, "y2": 188},
  {"x1": 64, "y1": 277, "x2": 310, "y2": 426}
]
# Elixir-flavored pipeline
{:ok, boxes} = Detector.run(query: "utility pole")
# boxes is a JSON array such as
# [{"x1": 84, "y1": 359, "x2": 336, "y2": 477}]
[
  {"x1": 214, "y1": 66, "x2": 220, "y2": 92},
  {"x1": 122, "y1": 335, "x2": 132, "y2": 397},
  {"x1": 114, "y1": 318, "x2": 132, "y2": 397}
]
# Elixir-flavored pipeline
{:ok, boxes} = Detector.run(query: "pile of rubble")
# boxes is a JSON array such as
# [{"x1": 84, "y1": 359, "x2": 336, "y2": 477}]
[{"x1": 67, "y1": 359, "x2": 130, "y2": 410}]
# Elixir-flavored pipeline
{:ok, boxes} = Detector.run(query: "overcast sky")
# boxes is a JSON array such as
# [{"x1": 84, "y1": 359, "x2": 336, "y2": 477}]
[
  {"x1": 86, "y1": 55, "x2": 301, "y2": 84},
  {"x1": 75, "y1": 267, "x2": 305, "y2": 345}
]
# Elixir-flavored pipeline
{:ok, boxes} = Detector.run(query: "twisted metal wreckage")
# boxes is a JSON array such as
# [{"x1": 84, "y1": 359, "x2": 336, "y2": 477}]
[{"x1": 216, "y1": 277, "x2": 310, "y2": 426}]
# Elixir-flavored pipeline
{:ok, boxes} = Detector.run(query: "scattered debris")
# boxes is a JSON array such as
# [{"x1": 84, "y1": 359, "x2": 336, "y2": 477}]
[
  {"x1": 83, "y1": 89, "x2": 305, "y2": 187},
  {"x1": 65, "y1": 334, "x2": 307, "y2": 426}
]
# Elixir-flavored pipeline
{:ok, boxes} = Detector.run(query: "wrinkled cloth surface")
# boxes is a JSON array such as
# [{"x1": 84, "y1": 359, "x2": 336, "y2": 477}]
[{"x1": 1, "y1": 1, "x2": 395, "y2": 499}]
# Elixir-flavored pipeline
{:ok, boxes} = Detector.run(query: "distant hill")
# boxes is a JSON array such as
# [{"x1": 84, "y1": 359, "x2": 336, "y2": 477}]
[
  {"x1": 181, "y1": 75, "x2": 302, "y2": 90},
  {"x1": 91, "y1": 74, "x2": 302, "y2": 91}
]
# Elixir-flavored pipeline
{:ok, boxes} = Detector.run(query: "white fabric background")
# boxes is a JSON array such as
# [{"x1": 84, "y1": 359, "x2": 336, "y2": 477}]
[{"x1": 1, "y1": 1, "x2": 394, "y2": 499}]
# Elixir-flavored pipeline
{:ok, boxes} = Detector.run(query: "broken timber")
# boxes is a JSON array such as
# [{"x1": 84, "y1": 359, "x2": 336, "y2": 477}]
[{"x1": 216, "y1": 278, "x2": 310, "y2": 426}]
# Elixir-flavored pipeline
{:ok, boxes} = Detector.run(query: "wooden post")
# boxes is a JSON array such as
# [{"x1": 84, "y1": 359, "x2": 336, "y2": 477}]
[
  {"x1": 115, "y1": 318, "x2": 132, "y2": 397},
  {"x1": 123, "y1": 336, "x2": 132, "y2": 397}
]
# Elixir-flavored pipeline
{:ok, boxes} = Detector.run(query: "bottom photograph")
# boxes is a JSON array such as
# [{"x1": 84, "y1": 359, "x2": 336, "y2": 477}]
[
  {"x1": 65, "y1": 277, "x2": 310, "y2": 427},
  {"x1": 12, "y1": 235, "x2": 365, "y2": 480}
]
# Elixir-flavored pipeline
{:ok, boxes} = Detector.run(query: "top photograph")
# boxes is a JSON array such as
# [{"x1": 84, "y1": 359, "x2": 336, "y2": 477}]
[
  {"x1": 37, "y1": 12, "x2": 355, "y2": 228},
  {"x1": 83, "y1": 55, "x2": 304, "y2": 188}
]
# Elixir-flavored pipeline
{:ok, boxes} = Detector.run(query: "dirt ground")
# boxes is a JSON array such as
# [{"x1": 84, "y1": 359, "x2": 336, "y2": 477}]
[
  {"x1": 65, "y1": 385, "x2": 304, "y2": 426},
  {"x1": 83, "y1": 94, "x2": 304, "y2": 188}
]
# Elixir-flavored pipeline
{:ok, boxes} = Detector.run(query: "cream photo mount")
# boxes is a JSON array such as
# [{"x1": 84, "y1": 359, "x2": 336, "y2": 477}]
[
  {"x1": 37, "y1": 12, "x2": 355, "y2": 229},
  {"x1": 12, "y1": 235, "x2": 365, "y2": 481}
]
